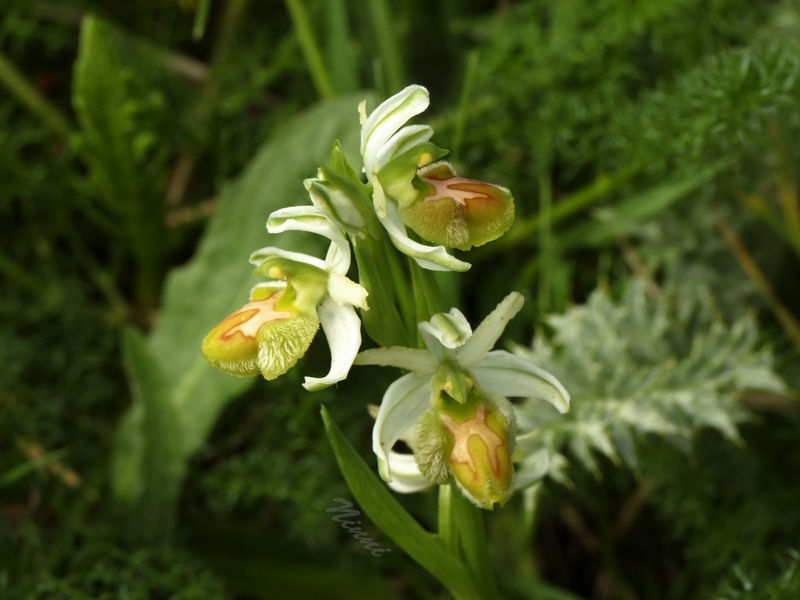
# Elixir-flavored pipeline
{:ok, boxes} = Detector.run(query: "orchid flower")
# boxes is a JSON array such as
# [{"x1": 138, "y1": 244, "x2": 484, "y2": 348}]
[
  {"x1": 202, "y1": 210, "x2": 367, "y2": 391},
  {"x1": 359, "y1": 85, "x2": 515, "y2": 271},
  {"x1": 359, "y1": 86, "x2": 470, "y2": 272},
  {"x1": 355, "y1": 292, "x2": 570, "y2": 509}
]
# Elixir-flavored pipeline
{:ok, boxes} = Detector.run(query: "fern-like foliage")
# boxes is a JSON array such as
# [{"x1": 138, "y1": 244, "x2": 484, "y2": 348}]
[
  {"x1": 512, "y1": 281, "x2": 785, "y2": 482},
  {"x1": 455, "y1": 0, "x2": 773, "y2": 189},
  {"x1": 602, "y1": 40, "x2": 800, "y2": 180}
]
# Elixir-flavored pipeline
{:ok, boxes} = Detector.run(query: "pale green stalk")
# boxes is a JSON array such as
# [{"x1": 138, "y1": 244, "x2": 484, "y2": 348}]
[
  {"x1": 366, "y1": 0, "x2": 404, "y2": 93},
  {"x1": 438, "y1": 484, "x2": 501, "y2": 600},
  {"x1": 284, "y1": 0, "x2": 335, "y2": 99},
  {"x1": 451, "y1": 51, "x2": 479, "y2": 166}
]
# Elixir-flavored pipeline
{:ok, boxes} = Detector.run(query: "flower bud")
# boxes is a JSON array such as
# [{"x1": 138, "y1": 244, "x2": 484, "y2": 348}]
[
  {"x1": 202, "y1": 283, "x2": 319, "y2": 380},
  {"x1": 305, "y1": 162, "x2": 375, "y2": 236},
  {"x1": 415, "y1": 386, "x2": 516, "y2": 510},
  {"x1": 400, "y1": 163, "x2": 514, "y2": 251}
]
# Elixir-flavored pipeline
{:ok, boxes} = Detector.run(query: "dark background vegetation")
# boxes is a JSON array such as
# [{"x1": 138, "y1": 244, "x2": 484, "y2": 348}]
[{"x1": 2, "y1": 0, "x2": 800, "y2": 598}]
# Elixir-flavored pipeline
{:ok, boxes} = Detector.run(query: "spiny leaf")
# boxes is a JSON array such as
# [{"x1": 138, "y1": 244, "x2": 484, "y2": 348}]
[{"x1": 513, "y1": 281, "x2": 785, "y2": 480}]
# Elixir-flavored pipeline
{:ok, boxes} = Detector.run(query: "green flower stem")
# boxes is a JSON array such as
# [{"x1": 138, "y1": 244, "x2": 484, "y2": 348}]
[
  {"x1": 0, "y1": 49, "x2": 73, "y2": 138},
  {"x1": 438, "y1": 483, "x2": 458, "y2": 554},
  {"x1": 438, "y1": 484, "x2": 502, "y2": 600},
  {"x1": 322, "y1": 407, "x2": 484, "y2": 600},
  {"x1": 409, "y1": 260, "x2": 447, "y2": 325},
  {"x1": 385, "y1": 241, "x2": 416, "y2": 340},
  {"x1": 352, "y1": 235, "x2": 409, "y2": 347},
  {"x1": 283, "y1": 0, "x2": 335, "y2": 100}
]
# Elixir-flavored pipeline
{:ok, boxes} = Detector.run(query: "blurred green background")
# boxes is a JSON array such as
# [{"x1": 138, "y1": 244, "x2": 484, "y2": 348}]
[{"x1": 2, "y1": 0, "x2": 800, "y2": 598}]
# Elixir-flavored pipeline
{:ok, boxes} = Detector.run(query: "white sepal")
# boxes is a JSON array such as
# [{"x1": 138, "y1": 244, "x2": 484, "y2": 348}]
[
  {"x1": 323, "y1": 238, "x2": 351, "y2": 274},
  {"x1": 355, "y1": 346, "x2": 435, "y2": 374},
  {"x1": 361, "y1": 85, "x2": 430, "y2": 178},
  {"x1": 302, "y1": 299, "x2": 362, "y2": 391},
  {"x1": 376, "y1": 124, "x2": 434, "y2": 169},
  {"x1": 384, "y1": 452, "x2": 434, "y2": 494},
  {"x1": 457, "y1": 292, "x2": 524, "y2": 367},
  {"x1": 372, "y1": 372, "x2": 431, "y2": 482},
  {"x1": 472, "y1": 350, "x2": 571, "y2": 414},
  {"x1": 249, "y1": 246, "x2": 327, "y2": 270},
  {"x1": 327, "y1": 272, "x2": 368, "y2": 310},
  {"x1": 267, "y1": 207, "x2": 351, "y2": 273},
  {"x1": 379, "y1": 202, "x2": 470, "y2": 272}
]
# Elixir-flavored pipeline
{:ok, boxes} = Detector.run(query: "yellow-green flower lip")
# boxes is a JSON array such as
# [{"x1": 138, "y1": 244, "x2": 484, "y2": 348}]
[{"x1": 202, "y1": 287, "x2": 295, "y2": 378}]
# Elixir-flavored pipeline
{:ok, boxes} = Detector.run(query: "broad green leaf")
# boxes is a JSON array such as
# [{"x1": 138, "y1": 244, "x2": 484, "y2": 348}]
[
  {"x1": 115, "y1": 327, "x2": 184, "y2": 540},
  {"x1": 113, "y1": 93, "x2": 370, "y2": 525},
  {"x1": 150, "y1": 94, "x2": 367, "y2": 455},
  {"x1": 321, "y1": 405, "x2": 484, "y2": 600}
]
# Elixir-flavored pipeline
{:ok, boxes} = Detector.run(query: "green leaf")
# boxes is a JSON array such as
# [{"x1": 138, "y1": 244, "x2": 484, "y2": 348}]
[
  {"x1": 73, "y1": 16, "x2": 188, "y2": 304},
  {"x1": 192, "y1": 0, "x2": 213, "y2": 40},
  {"x1": 321, "y1": 405, "x2": 484, "y2": 600},
  {"x1": 112, "y1": 93, "x2": 371, "y2": 530},
  {"x1": 561, "y1": 162, "x2": 726, "y2": 248},
  {"x1": 115, "y1": 327, "x2": 184, "y2": 540}
]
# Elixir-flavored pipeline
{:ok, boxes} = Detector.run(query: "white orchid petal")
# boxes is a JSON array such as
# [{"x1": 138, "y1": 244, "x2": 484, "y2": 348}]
[
  {"x1": 457, "y1": 292, "x2": 524, "y2": 366},
  {"x1": 302, "y1": 299, "x2": 362, "y2": 391},
  {"x1": 322, "y1": 240, "x2": 350, "y2": 274},
  {"x1": 372, "y1": 177, "x2": 388, "y2": 218},
  {"x1": 267, "y1": 207, "x2": 351, "y2": 273},
  {"x1": 354, "y1": 346, "x2": 436, "y2": 374},
  {"x1": 327, "y1": 272, "x2": 368, "y2": 309},
  {"x1": 267, "y1": 206, "x2": 331, "y2": 236},
  {"x1": 361, "y1": 85, "x2": 430, "y2": 178},
  {"x1": 376, "y1": 124, "x2": 434, "y2": 169},
  {"x1": 372, "y1": 372, "x2": 431, "y2": 482},
  {"x1": 473, "y1": 350, "x2": 571, "y2": 414},
  {"x1": 249, "y1": 246, "x2": 327, "y2": 270},
  {"x1": 379, "y1": 202, "x2": 471, "y2": 272},
  {"x1": 418, "y1": 308, "x2": 473, "y2": 354},
  {"x1": 385, "y1": 452, "x2": 434, "y2": 493}
]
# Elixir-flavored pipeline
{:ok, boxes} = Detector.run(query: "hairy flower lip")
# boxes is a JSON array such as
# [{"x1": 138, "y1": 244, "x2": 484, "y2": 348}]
[
  {"x1": 437, "y1": 396, "x2": 514, "y2": 510},
  {"x1": 202, "y1": 288, "x2": 293, "y2": 378},
  {"x1": 404, "y1": 163, "x2": 515, "y2": 251}
]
